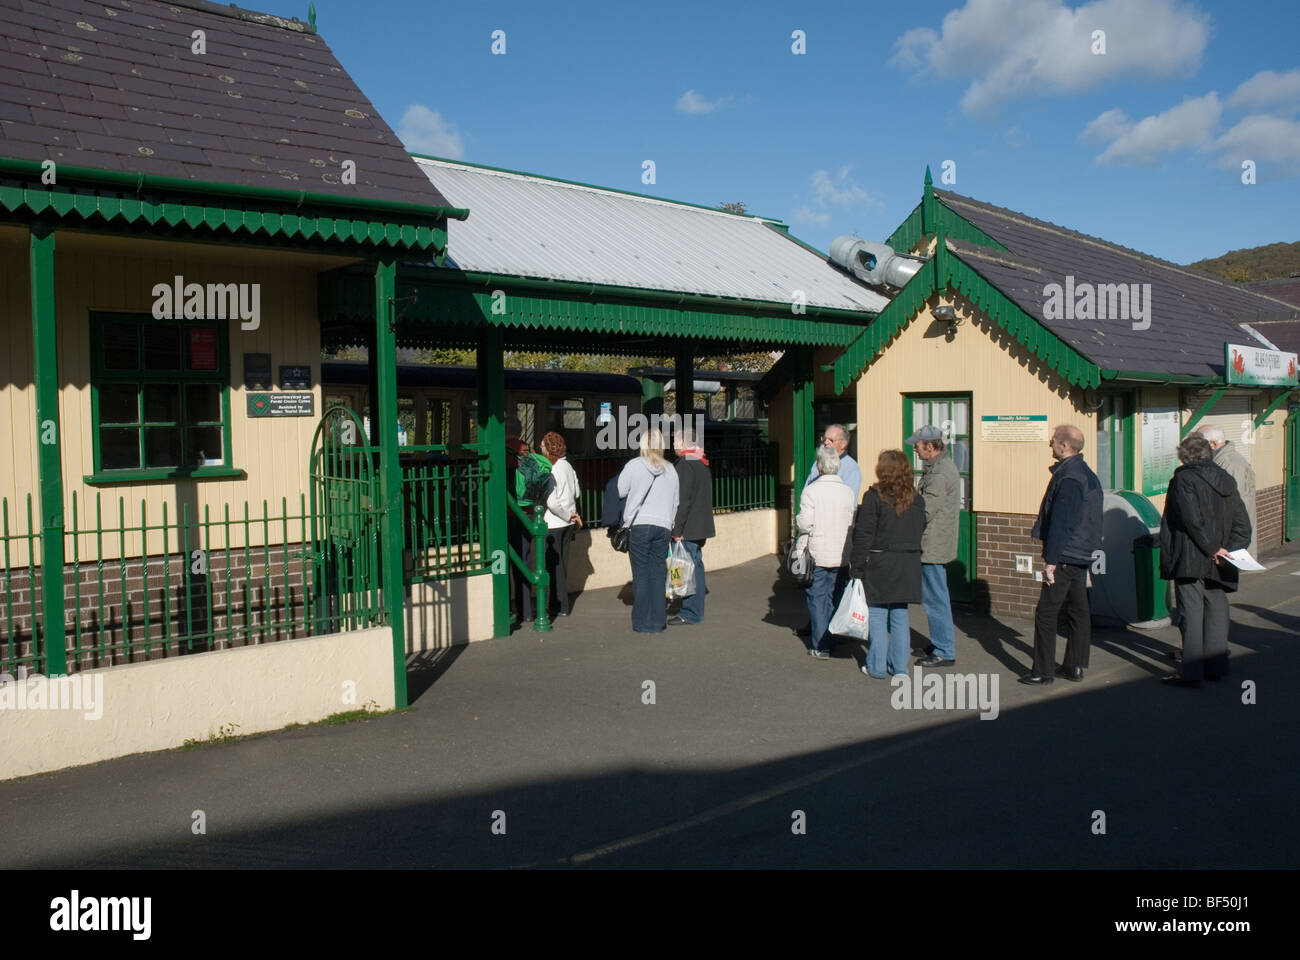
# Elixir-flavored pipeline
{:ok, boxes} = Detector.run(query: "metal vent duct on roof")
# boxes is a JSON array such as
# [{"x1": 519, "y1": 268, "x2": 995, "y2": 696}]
[{"x1": 829, "y1": 236, "x2": 924, "y2": 290}]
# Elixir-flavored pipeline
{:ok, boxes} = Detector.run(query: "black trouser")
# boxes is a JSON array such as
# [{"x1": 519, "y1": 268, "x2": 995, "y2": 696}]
[
  {"x1": 1032, "y1": 563, "x2": 1091, "y2": 674},
  {"x1": 1174, "y1": 578, "x2": 1230, "y2": 681},
  {"x1": 508, "y1": 514, "x2": 535, "y2": 623},
  {"x1": 545, "y1": 525, "x2": 574, "y2": 616}
]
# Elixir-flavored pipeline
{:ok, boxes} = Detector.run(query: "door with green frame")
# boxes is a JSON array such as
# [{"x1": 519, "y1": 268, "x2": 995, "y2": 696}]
[
  {"x1": 1287, "y1": 405, "x2": 1300, "y2": 541},
  {"x1": 903, "y1": 395, "x2": 975, "y2": 603}
]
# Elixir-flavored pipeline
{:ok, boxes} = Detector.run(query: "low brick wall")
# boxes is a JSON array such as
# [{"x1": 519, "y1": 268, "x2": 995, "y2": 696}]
[
  {"x1": 1257, "y1": 483, "x2": 1284, "y2": 555},
  {"x1": 1, "y1": 544, "x2": 351, "y2": 674},
  {"x1": 974, "y1": 512, "x2": 1041, "y2": 620}
]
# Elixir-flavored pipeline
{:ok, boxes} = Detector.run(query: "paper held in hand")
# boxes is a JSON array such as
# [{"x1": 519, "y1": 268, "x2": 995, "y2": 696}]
[{"x1": 1222, "y1": 549, "x2": 1265, "y2": 571}]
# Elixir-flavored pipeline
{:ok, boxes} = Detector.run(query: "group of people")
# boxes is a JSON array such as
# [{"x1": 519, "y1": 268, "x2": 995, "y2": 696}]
[
  {"x1": 508, "y1": 427, "x2": 714, "y2": 633},
  {"x1": 796, "y1": 420, "x2": 1256, "y2": 688},
  {"x1": 797, "y1": 423, "x2": 960, "y2": 678}
]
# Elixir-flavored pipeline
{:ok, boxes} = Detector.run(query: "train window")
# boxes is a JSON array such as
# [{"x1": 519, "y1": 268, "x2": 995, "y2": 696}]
[
  {"x1": 561, "y1": 397, "x2": 584, "y2": 431},
  {"x1": 429, "y1": 398, "x2": 453, "y2": 446},
  {"x1": 397, "y1": 395, "x2": 416, "y2": 446}
]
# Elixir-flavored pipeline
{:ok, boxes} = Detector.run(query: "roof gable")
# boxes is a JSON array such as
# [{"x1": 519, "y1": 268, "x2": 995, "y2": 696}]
[
  {"x1": 930, "y1": 189, "x2": 1297, "y2": 378},
  {"x1": 0, "y1": 0, "x2": 449, "y2": 209}
]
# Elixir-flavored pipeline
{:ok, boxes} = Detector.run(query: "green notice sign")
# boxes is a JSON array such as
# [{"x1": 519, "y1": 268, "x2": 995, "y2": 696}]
[{"x1": 248, "y1": 393, "x2": 315, "y2": 417}]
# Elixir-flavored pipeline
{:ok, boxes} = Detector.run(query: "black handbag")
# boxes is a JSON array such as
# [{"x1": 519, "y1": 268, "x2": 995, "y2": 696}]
[{"x1": 779, "y1": 535, "x2": 815, "y2": 586}]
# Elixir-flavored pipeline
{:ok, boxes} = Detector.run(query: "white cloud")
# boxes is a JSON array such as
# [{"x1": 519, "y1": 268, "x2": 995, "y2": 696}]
[
  {"x1": 1227, "y1": 69, "x2": 1300, "y2": 110},
  {"x1": 1213, "y1": 114, "x2": 1300, "y2": 175},
  {"x1": 1091, "y1": 93, "x2": 1221, "y2": 164},
  {"x1": 811, "y1": 169, "x2": 873, "y2": 208},
  {"x1": 676, "y1": 90, "x2": 733, "y2": 115},
  {"x1": 892, "y1": 0, "x2": 1209, "y2": 117},
  {"x1": 1080, "y1": 107, "x2": 1133, "y2": 143},
  {"x1": 790, "y1": 206, "x2": 831, "y2": 227},
  {"x1": 396, "y1": 105, "x2": 465, "y2": 159}
]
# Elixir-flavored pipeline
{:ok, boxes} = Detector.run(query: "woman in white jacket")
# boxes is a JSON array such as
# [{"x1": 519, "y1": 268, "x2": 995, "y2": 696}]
[
  {"x1": 796, "y1": 446, "x2": 858, "y2": 659},
  {"x1": 541, "y1": 431, "x2": 581, "y2": 618}
]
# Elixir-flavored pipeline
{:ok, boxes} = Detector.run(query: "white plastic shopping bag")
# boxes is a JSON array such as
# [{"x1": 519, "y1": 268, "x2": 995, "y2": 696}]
[
  {"x1": 666, "y1": 540, "x2": 696, "y2": 598},
  {"x1": 828, "y1": 578, "x2": 869, "y2": 640}
]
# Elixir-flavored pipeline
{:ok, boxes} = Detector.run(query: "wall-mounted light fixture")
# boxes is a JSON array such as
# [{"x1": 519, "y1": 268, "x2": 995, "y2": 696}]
[{"x1": 933, "y1": 303, "x2": 960, "y2": 338}]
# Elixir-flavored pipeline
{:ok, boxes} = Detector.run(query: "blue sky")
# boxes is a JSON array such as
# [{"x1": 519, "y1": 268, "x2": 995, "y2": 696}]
[{"x1": 309, "y1": 0, "x2": 1299, "y2": 265}]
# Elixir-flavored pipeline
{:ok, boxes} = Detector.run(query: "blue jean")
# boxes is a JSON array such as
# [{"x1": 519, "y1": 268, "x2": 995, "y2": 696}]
[
  {"x1": 866, "y1": 604, "x2": 910, "y2": 677},
  {"x1": 629, "y1": 524, "x2": 670, "y2": 632},
  {"x1": 921, "y1": 564, "x2": 956, "y2": 659},
  {"x1": 805, "y1": 565, "x2": 847, "y2": 652},
  {"x1": 678, "y1": 539, "x2": 706, "y2": 623}
]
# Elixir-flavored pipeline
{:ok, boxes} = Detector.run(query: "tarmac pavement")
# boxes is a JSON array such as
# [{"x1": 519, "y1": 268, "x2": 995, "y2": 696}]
[{"x1": 2, "y1": 542, "x2": 1298, "y2": 868}]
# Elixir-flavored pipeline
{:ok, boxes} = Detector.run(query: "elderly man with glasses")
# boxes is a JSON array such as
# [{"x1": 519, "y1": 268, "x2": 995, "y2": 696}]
[{"x1": 803, "y1": 424, "x2": 861, "y2": 500}]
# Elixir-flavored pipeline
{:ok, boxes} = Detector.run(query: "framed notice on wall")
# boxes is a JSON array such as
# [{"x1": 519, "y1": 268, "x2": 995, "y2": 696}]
[
  {"x1": 189, "y1": 327, "x2": 218, "y2": 370},
  {"x1": 1141, "y1": 408, "x2": 1179, "y2": 496}
]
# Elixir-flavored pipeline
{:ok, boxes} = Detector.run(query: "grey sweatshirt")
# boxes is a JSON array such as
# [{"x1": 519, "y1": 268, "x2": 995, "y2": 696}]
[{"x1": 617, "y1": 456, "x2": 680, "y2": 531}]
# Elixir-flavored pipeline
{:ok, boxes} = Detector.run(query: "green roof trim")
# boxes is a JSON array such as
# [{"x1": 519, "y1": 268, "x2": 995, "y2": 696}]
[
  {"x1": 831, "y1": 244, "x2": 1101, "y2": 393},
  {"x1": 1099, "y1": 369, "x2": 1220, "y2": 385},
  {"x1": 322, "y1": 269, "x2": 870, "y2": 349},
  {"x1": 0, "y1": 157, "x2": 462, "y2": 253},
  {"x1": 886, "y1": 172, "x2": 1007, "y2": 255}
]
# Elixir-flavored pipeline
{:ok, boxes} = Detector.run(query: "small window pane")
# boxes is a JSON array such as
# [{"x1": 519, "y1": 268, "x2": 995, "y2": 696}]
[
  {"x1": 100, "y1": 428, "x2": 140, "y2": 470},
  {"x1": 953, "y1": 401, "x2": 970, "y2": 436},
  {"x1": 187, "y1": 427, "x2": 223, "y2": 466},
  {"x1": 143, "y1": 384, "x2": 180, "y2": 422},
  {"x1": 913, "y1": 403, "x2": 930, "y2": 428},
  {"x1": 103, "y1": 323, "x2": 139, "y2": 371},
  {"x1": 185, "y1": 383, "x2": 221, "y2": 423},
  {"x1": 951, "y1": 439, "x2": 971, "y2": 474},
  {"x1": 143, "y1": 325, "x2": 182, "y2": 371},
  {"x1": 100, "y1": 384, "x2": 139, "y2": 424},
  {"x1": 144, "y1": 427, "x2": 182, "y2": 468}
]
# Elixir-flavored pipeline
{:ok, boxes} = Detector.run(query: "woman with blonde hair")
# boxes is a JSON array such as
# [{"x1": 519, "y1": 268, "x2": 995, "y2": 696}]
[
  {"x1": 849, "y1": 449, "x2": 927, "y2": 678},
  {"x1": 616, "y1": 427, "x2": 680, "y2": 632}
]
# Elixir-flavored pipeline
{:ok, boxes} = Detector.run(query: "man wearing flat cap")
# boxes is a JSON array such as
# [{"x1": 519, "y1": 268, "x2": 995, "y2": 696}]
[{"x1": 907, "y1": 424, "x2": 961, "y2": 667}]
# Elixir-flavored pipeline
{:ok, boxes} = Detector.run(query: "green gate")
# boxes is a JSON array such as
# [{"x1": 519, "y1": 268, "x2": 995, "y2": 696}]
[{"x1": 308, "y1": 406, "x2": 382, "y2": 632}]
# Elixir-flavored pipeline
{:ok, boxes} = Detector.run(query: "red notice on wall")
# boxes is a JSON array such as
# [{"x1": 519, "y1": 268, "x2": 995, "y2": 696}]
[{"x1": 189, "y1": 328, "x2": 218, "y2": 370}]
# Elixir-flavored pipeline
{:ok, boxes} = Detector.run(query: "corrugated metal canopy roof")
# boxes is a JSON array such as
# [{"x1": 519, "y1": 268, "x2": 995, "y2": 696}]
[{"x1": 415, "y1": 157, "x2": 889, "y2": 314}]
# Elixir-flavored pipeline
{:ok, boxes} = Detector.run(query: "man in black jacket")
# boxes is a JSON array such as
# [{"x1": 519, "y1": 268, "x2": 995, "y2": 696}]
[
  {"x1": 670, "y1": 433, "x2": 715, "y2": 625},
  {"x1": 1021, "y1": 425, "x2": 1103, "y2": 685},
  {"x1": 1158, "y1": 434, "x2": 1251, "y2": 686}
]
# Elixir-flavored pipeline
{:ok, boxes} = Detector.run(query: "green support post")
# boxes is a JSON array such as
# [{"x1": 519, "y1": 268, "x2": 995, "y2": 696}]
[
  {"x1": 478, "y1": 328, "x2": 510, "y2": 637},
  {"x1": 675, "y1": 346, "x2": 693, "y2": 443},
  {"x1": 31, "y1": 222, "x2": 66, "y2": 676},
  {"x1": 373, "y1": 259, "x2": 408, "y2": 708},
  {"x1": 1181, "y1": 385, "x2": 1227, "y2": 438},
  {"x1": 791, "y1": 347, "x2": 815, "y2": 520}
]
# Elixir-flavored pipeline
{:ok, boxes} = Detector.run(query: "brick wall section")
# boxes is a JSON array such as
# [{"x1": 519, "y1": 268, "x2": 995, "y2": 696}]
[
  {"x1": 974, "y1": 512, "x2": 1043, "y2": 621},
  {"x1": 1257, "y1": 484, "x2": 1285, "y2": 556},
  {"x1": 1, "y1": 546, "x2": 324, "y2": 674}
]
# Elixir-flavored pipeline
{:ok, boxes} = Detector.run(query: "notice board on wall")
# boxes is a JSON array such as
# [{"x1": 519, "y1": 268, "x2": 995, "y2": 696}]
[{"x1": 1141, "y1": 408, "x2": 1179, "y2": 495}]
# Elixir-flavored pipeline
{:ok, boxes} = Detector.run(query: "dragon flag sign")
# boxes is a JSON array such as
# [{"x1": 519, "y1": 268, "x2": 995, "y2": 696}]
[{"x1": 1226, "y1": 343, "x2": 1298, "y2": 387}]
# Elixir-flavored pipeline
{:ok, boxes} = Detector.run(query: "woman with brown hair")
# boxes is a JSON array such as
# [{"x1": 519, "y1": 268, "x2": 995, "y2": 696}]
[
  {"x1": 849, "y1": 450, "x2": 927, "y2": 678},
  {"x1": 540, "y1": 431, "x2": 581, "y2": 619}
]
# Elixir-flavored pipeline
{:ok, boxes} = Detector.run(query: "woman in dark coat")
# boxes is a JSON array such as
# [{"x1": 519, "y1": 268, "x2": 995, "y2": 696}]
[
  {"x1": 850, "y1": 449, "x2": 927, "y2": 678},
  {"x1": 1159, "y1": 434, "x2": 1251, "y2": 685}
]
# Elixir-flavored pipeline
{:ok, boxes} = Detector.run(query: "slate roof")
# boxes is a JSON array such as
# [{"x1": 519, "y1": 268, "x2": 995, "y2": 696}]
[
  {"x1": 933, "y1": 190, "x2": 1299, "y2": 378},
  {"x1": 1247, "y1": 277, "x2": 1300, "y2": 308},
  {"x1": 0, "y1": 0, "x2": 451, "y2": 209},
  {"x1": 416, "y1": 157, "x2": 890, "y2": 313}
]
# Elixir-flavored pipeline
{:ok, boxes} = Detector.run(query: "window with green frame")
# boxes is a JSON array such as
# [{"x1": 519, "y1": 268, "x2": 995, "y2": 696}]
[
  {"x1": 89, "y1": 312, "x2": 234, "y2": 479},
  {"x1": 1096, "y1": 392, "x2": 1135, "y2": 490}
]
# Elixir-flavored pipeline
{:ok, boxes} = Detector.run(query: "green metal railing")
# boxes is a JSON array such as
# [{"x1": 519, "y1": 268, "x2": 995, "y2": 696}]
[
  {"x1": 401, "y1": 444, "x2": 490, "y2": 581},
  {"x1": 570, "y1": 442, "x2": 778, "y2": 527},
  {"x1": 507, "y1": 491, "x2": 551, "y2": 633},
  {"x1": 1, "y1": 491, "x2": 383, "y2": 677}
]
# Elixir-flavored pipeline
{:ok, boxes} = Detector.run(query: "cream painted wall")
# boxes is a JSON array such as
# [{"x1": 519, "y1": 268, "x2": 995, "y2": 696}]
[
  {"x1": 854, "y1": 295, "x2": 1094, "y2": 516},
  {"x1": 0, "y1": 625, "x2": 394, "y2": 781},
  {"x1": 0, "y1": 229, "x2": 357, "y2": 558},
  {"x1": 406, "y1": 573, "x2": 495, "y2": 650},
  {"x1": 565, "y1": 508, "x2": 778, "y2": 593}
]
